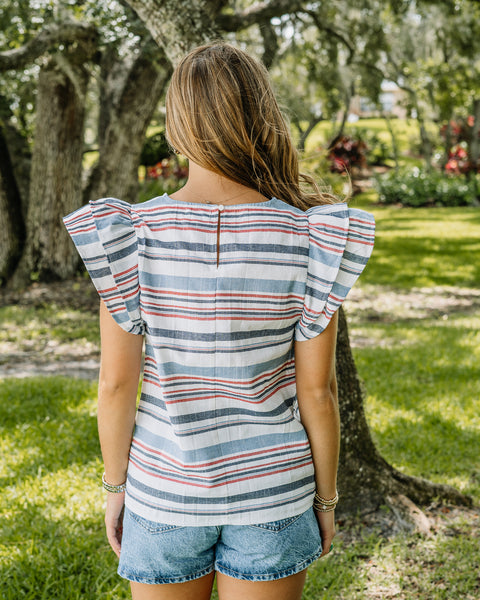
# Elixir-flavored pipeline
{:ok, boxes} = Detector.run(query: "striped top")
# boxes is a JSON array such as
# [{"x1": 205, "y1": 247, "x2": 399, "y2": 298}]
[{"x1": 64, "y1": 193, "x2": 375, "y2": 526}]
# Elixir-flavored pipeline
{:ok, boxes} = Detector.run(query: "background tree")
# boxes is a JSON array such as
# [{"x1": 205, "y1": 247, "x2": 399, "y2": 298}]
[{"x1": 0, "y1": 1, "x2": 173, "y2": 285}]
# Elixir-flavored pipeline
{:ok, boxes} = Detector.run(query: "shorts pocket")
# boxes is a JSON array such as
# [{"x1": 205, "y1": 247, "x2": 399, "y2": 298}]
[
  {"x1": 130, "y1": 512, "x2": 184, "y2": 534},
  {"x1": 249, "y1": 514, "x2": 302, "y2": 533}
]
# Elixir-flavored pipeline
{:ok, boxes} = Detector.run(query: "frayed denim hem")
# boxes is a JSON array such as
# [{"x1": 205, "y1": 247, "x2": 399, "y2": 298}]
[
  {"x1": 214, "y1": 545, "x2": 323, "y2": 582},
  {"x1": 117, "y1": 564, "x2": 215, "y2": 585}
]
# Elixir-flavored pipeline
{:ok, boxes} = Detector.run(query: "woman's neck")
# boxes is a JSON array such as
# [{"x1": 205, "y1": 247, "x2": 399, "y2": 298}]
[{"x1": 169, "y1": 161, "x2": 269, "y2": 205}]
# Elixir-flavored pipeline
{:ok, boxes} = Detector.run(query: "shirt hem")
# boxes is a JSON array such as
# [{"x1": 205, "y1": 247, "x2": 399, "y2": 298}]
[{"x1": 124, "y1": 494, "x2": 315, "y2": 527}]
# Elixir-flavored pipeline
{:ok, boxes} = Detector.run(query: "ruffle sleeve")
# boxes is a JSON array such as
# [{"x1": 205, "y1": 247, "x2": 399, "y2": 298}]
[
  {"x1": 63, "y1": 198, "x2": 145, "y2": 335},
  {"x1": 295, "y1": 203, "x2": 375, "y2": 341}
]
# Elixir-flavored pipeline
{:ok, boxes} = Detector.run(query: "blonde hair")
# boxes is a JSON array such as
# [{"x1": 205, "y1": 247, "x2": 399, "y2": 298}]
[{"x1": 165, "y1": 42, "x2": 339, "y2": 210}]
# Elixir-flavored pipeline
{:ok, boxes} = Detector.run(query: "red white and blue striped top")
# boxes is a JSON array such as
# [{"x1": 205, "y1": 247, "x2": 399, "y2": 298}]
[{"x1": 63, "y1": 194, "x2": 375, "y2": 526}]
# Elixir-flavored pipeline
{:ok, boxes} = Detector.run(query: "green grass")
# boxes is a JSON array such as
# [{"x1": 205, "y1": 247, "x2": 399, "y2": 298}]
[
  {"x1": 350, "y1": 198, "x2": 480, "y2": 289},
  {"x1": 0, "y1": 378, "x2": 131, "y2": 599},
  {"x1": 1, "y1": 369, "x2": 478, "y2": 599},
  {"x1": 351, "y1": 313, "x2": 480, "y2": 500},
  {"x1": 0, "y1": 304, "x2": 99, "y2": 350}
]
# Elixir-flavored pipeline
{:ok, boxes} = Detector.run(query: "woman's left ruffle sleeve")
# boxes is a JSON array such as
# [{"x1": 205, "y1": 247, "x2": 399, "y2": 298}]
[
  {"x1": 295, "y1": 203, "x2": 375, "y2": 341},
  {"x1": 63, "y1": 198, "x2": 145, "y2": 335}
]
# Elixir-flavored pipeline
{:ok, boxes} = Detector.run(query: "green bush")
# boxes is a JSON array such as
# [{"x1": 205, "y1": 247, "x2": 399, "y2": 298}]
[
  {"x1": 375, "y1": 167, "x2": 479, "y2": 207},
  {"x1": 351, "y1": 127, "x2": 392, "y2": 166}
]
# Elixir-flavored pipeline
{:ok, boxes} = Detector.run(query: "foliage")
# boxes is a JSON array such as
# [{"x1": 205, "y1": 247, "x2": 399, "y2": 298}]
[
  {"x1": 351, "y1": 127, "x2": 392, "y2": 166},
  {"x1": 328, "y1": 135, "x2": 368, "y2": 173},
  {"x1": 440, "y1": 118, "x2": 480, "y2": 174},
  {"x1": 375, "y1": 167, "x2": 479, "y2": 207},
  {"x1": 138, "y1": 156, "x2": 188, "y2": 201},
  {"x1": 140, "y1": 131, "x2": 171, "y2": 166},
  {"x1": 444, "y1": 143, "x2": 475, "y2": 175},
  {"x1": 299, "y1": 151, "x2": 351, "y2": 199}
]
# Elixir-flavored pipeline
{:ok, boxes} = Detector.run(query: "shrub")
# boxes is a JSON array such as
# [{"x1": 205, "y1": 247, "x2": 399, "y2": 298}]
[
  {"x1": 140, "y1": 131, "x2": 171, "y2": 166},
  {"x1": 327, "y1": 135, "x2": 368, "y2": 173},
  {"x1": 351, "y1": 127, "x2": 391, "y2": 166},
  {"x1": 445, "y1": 142, "x2": 477, "y2": 175},
  {"x1": 375, "y1": 167, "x2": 479, "y2": 207},
  {"x1": 138, "y1": 157, "x2": 188, "y2": 202},
  {"x1": 299, "y1": 151, "x2": 352, "y2": 199}
]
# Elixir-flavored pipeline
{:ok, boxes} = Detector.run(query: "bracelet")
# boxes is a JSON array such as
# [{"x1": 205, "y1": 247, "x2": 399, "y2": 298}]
[
  {"x1": 313, "y1": 490, "x2": 338, "y2": 511},
  {"x1": 102, "y1": 472, "x2": 127, "y2": 493},
  {"x1": 315, "y1": 505, "x2": 336, "y2": 513}
]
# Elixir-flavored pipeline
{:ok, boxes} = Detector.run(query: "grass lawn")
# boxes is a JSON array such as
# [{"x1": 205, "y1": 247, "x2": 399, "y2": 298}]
[
  {"x1": 1, "y1": 198, "x2": 479, "y2": 599},
  {"x1": 350, "y1": 193, "x2": 480, "y2": 289}
]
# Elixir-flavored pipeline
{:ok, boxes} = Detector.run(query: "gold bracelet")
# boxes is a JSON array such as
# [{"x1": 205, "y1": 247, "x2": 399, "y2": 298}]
[
  {"x1": 102, "y1": 472, "x2": 127, "y2": 493},
  {"x1": 313, "y1": 490, "x2": 338, "y2": 511},
  {"x1": 314, "y1": 505, "x2": 336, "y2": 513}
]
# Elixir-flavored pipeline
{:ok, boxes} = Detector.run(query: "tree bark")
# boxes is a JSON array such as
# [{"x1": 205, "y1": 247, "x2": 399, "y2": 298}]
[
  {"x1": 84, "y1": 40, "x2": 172, "y2": 203},
  {"x1": 0, "y1": 127, "x2": 25, "y2": 284},
  {"x1": 297, "y1": 115, "x2": 324, "y2": 153},
  {"x1": 122, "y1": 0, "x2": 221, "y2": 65},
  {"x1": 468, "y1": 98, "x2": 480, "y2": 172},
  {"x1": 383, "y1": 112, "x2": 400, "y2": 172},
  {"x1": 10, "y1": 55, "x2": 90, "y2": 286}
]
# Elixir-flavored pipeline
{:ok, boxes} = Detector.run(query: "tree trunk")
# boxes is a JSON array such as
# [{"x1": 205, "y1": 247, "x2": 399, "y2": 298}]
[
  {"x1": 441, "y1": 118, "x2": 453, "y2": 171},
  {"x1": 297, "y1": 116, "x2": 324, "y2": 153},
  {"x1": 0, "y1": 127, "x2": 25, "y2": 284},
  {"x1": 84, "y1": 40, "x2": 172, "y2": 204},
  {"x1": 10, "y1": 56, "x2": 90, "y2": 287},
  {"x1": 328, "y1": 87, "x2": 352, "y2": 150},
  {"x1": 383, "y1": 113, "x2": 400, "y2": 172},
  {"x1": 468, "y1": 98, "x2": 480, "y2": 173},
  {"x1": 122, "y1": 0, "x2": 220, "y2": 65}
]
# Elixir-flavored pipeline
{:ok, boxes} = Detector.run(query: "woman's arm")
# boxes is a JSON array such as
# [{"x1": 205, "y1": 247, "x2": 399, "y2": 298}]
[
  {"x1": 294, "y1": 311, "x2": 339, "y2": 556},
  {"x1": 98, "y1": 300, "x2": 144, "y2": 556}
]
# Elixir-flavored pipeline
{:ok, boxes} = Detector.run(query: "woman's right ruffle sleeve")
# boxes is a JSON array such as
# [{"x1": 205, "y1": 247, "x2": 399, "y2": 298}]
[
  {"x1": 63, "y1": 198, "x2": 144, "y2": 335},
  {"x1": 295, "y1": 203, "x2": 375, "y2": 341}
]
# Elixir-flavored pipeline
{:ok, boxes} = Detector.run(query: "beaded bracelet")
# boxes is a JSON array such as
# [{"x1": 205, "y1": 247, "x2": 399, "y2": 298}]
[
  {"x1": 102, "y1": 472, "x2": 127, "y2": 493},
  {"x1": 313, "y1": 490, "x2": 338, "y2": 512}
]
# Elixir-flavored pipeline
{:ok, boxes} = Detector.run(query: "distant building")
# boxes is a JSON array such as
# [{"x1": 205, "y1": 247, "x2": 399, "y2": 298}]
[{"x1": 349, "y1": 81, "x2": 407, "y2": 119}]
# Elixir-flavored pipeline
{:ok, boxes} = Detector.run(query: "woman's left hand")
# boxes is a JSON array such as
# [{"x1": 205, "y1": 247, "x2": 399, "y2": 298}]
[{"x1": 105, "y1": 492, "x2": 125, "y2": 558}]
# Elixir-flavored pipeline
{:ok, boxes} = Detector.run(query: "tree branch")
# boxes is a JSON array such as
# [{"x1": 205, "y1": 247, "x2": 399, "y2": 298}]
[
  {"x1": 216, "y1": 0, "x2": 305, "y2": 32},
  {"x1": 0, "y1": 21, "x2": 97, "y2": 71},
  {"x1": 303, "y1": 9, "x2": 355, "y2": 61}
]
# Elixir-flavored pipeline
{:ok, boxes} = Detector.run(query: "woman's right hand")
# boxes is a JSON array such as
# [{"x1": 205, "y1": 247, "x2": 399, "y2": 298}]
[
  {"x1": 315, "y1": 510, "x2": 336, "y2": 557},
  {"x1": 105, "y1": 491, "x2": 126, "y2": 558}
]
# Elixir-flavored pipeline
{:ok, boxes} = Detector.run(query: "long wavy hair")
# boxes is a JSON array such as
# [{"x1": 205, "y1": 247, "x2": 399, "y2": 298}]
[{"x1": 165, "y1": 42, "x2": 339, "y2": 210}]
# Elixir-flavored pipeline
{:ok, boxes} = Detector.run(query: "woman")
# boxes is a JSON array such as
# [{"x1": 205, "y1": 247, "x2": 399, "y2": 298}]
[{"x1": 64, "y1": 42, "x2": 375, "y2": 600}]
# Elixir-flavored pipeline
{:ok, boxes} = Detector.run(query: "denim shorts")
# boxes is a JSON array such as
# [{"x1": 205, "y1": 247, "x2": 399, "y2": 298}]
[{"x1": 117, "y1": 506, "x2": 323, "y2": 584}]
